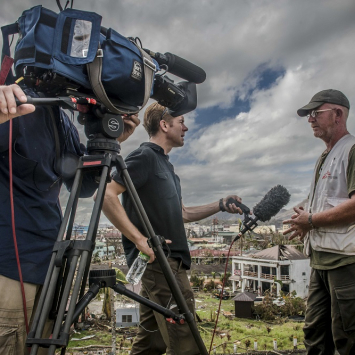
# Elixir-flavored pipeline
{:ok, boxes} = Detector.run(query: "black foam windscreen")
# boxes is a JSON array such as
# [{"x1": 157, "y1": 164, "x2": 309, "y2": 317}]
[{"x1": 253, "y1": 185, "x2": 290, "y2": 222}]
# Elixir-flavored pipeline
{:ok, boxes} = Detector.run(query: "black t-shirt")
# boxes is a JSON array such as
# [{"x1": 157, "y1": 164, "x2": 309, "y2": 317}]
[{"x1": 113, "y1": 142, "x2": 191, "y2": 269}]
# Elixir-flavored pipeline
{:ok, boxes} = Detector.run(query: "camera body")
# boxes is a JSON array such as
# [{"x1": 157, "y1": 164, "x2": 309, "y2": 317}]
[{"x1": 3, "y1": 6, "x2": 202, "y2": 119}]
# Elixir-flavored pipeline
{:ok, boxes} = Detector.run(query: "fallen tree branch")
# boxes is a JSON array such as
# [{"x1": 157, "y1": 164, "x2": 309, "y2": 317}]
[{"x1": 69, "y1": 344, "x2": 113, "y2": 350}]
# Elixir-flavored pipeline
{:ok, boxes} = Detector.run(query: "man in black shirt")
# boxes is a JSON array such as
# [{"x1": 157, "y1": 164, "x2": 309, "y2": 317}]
[{"x1": 102, "y1": 102, "x2": 244, "y2": 355}]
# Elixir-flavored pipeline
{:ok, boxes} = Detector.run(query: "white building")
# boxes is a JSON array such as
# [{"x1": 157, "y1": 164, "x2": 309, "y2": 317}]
[
  {"x1": 230, "y1": 245, "x2": 310, "y2": 298},
  {"x1": 253, "y1": 225, "x2": 276, "y2": 234},
  {"x1": 223, "y1": 224, "x2": 240, "y2": 233},
  {"x1": 185, "y1": 223, "x2": 211, "y2": 237},
  {"x1": 93, "y1": 241, "x2": 115, "y2": 258},
  {"x1": 116, "y1": 306, "x2": 140, "y2": 327}
]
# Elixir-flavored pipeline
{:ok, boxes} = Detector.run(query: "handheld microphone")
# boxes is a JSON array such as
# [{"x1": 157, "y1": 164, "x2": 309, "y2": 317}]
[
  {"x1": 226, "y1": 198, "x2": 250, "y2": 215},
  {"x1": 143, "y1": 49, "x2": 206, "y2": 84}
]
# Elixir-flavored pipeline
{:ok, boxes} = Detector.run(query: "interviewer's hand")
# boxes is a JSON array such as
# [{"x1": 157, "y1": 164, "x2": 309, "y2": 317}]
[
  {"x1": 223, "y1": 194, "x2": 244, "y2": 215},
  {"x1": 135, "y1": 237, "x2": 172, "y2": 263},
  {"x1": 0, "y1": 84, "x2": 35, "y2": 124},
  {"x1": 118, "y1": 113, "x2": 140, "y2": 143}
]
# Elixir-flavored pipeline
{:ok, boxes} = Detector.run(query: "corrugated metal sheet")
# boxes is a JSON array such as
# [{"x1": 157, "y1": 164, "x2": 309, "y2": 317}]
[{"x1": 250, "y1": 245, "x2": 306, "y2": 261}]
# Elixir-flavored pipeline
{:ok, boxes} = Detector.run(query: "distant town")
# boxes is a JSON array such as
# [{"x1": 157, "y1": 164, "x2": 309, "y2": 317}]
[{"x1": 75, "y1": 208, "x2": 309, "y2": 300}]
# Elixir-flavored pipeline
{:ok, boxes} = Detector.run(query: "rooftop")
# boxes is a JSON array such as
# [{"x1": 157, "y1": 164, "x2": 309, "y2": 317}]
[{"x1": 250, "y1": 245, "x2": 307, "y2": 261}]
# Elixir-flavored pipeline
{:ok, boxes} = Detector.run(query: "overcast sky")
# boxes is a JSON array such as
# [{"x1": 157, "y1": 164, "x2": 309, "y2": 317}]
[{"x1": 2, "y1": 0, "x2": 355, "y2": 224}]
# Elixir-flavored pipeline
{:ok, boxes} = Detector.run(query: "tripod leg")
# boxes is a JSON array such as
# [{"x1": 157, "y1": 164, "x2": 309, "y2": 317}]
[
  {"x1": 115, "y1": 157, "x2": 208, "y2": 355},
  {"x1": 47, "y1": 163, "x2": 111, "y2": 355},
  {"x1": 28, "y1": 169, "x2": 84, "y2": 355},
  {"x1": 29, "y1": 156, "x2": 111, "y2": 354}
]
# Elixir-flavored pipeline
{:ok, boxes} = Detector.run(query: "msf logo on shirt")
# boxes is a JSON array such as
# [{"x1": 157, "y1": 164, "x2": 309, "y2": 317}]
[{"x1": 322, "y1": 171, "x2": 338, "y2": 180}]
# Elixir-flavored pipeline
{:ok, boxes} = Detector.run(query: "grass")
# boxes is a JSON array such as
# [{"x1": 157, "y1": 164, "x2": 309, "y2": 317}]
[{"x1": 64, "y1": 292, "x2": 305, "y2": 353}]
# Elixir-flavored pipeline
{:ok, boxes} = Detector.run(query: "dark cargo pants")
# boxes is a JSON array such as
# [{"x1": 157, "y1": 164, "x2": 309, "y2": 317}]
[
  {"x1": 130, "y1": 258, "x2": 200, "y2": 355},
  {"x1": 304, "y1": 264, "x2": 355, "y2": 355}
]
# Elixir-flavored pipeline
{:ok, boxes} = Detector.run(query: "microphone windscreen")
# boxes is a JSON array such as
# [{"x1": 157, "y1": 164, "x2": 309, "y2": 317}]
[{"x1": 253, "y1": 185, "x2": 290, "y2": 222}]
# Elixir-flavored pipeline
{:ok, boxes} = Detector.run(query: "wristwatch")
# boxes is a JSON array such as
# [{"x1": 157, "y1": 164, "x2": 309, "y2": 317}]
[
  {"x1": 308, "y1": 213, "x2": 316, "y2": 229},
  {"x1": 219, "y1": 198, "x2": 226, "y2": 212}
]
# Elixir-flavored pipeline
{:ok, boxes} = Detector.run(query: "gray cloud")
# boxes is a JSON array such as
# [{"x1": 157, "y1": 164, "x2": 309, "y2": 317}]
[{"x1": 1, "y1": 0, "x2": 355, "y2": 223}]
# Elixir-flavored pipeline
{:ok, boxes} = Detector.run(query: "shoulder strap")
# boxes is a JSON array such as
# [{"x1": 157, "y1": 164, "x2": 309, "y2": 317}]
[
  {"x1": 137, "y1": 46, "x2": 156, "y2": 109},
  {"x1": 87, "y1": 45, "x2": 156, "y2": 114}
]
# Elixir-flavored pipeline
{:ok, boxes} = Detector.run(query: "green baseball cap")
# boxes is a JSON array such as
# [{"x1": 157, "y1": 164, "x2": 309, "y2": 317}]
[{"x1": 297, "y1": 89, "x2": 350, "y2": 117}]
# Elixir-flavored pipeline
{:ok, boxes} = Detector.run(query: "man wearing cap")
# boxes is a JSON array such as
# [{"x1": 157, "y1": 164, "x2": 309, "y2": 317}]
[{"x1": 283, "y1": 89, "x2": 355, "y2": 354}]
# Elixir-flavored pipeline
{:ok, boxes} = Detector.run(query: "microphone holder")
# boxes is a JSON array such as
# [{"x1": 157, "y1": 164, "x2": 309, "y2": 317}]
[
  {"x1": 26, "y1": 103, "x2": 208, "y2": 355},
  {"x1": 233, "y1": 213, "x2": 259, "y2": 243}
]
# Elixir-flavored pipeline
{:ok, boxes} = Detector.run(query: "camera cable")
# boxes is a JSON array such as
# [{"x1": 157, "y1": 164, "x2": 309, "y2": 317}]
[
  {"x1": 8, "y1": 117, "x2": 30, "y2": 334},
  {"x1": 208, "y1": 237, "x2": 236, "y2": 354}
]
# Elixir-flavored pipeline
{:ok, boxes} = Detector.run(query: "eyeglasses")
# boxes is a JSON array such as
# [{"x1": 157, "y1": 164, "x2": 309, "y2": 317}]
[
  {"x1": 307, "y1": 108, "x2": 336, "y2": 118},
  {"x1": 160, "y1": 108, "x2": 168, "y2": 120}
]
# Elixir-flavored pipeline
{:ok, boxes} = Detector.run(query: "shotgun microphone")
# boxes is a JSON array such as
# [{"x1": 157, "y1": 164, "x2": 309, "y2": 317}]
[
  {"x1": 228, "y1": 185, "x2": 290, "y2": 240},
  {"x1": 143, "y1": 49, "x2": 206, "y2": 84},
  {"x1": 227, "y1": 185, "x2": 290, "y2": 220},
  {"x1": 253, "y1": 185, "x2": 291, "y2": 222}
]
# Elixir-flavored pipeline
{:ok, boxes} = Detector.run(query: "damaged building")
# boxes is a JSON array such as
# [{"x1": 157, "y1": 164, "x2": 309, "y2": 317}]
[{"x1": 230, "y1": 245, "x2": 310, "y2": 298}]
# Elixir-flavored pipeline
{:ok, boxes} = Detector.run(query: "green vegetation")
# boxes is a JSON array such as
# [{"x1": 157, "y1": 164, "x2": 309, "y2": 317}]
[
  {"x1": 199, "y1": 319, "x2": 304, "y2": 353},
  {"x1": 67, "y1": 330, "x2": 113, "y2": 348},
  {"x1": 65, "y1": 291, "x2": 305, "y2": 353},
  {"x1": 253, "y1": 291, "x2": 306, "y2": 321},
  {"x1": 195, "y1": 292, "x2": 304, "y2": 352}
]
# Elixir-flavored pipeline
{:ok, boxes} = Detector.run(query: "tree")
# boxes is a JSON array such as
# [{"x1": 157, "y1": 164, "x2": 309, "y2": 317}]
[
  {"x1": 102, "y1": 287, "x2": 111, "y2": 319},
  {"x1": 92, "y1": 251, "x2": 101, "y2": 264},
  {"x1": 190, "y1": 273, "x2": 204, "y2": 288}
]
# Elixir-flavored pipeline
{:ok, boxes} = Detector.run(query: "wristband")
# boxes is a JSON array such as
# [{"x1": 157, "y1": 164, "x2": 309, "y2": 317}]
[
  {"x1": 308, "y1": 213, "x2": 316, "y2": 229},
  {"x1": 219, "y1": 198, "x2": 226, "y2": 212}
]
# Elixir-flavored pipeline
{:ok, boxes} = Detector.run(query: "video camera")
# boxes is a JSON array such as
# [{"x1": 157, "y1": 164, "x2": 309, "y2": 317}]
[
  {"x1": 2, "y1": 5, "x2": 206, "y2": 145},
  {"x1": 18, "y1": 47, "x2": 203, "y2": 118},
  {"x1": 16, "y1": 46, "x2": 204, "y2": 148}
]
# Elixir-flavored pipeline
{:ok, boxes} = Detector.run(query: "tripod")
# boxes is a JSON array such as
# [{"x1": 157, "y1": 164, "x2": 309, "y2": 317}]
[{"x1": 26, "y1": 103, "x2": 208, "y2": 355}]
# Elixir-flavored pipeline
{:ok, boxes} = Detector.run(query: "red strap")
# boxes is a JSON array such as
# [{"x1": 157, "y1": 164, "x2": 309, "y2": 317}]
[{"x1": 0, "y1": 55, "x2": 14, "y2": 85}]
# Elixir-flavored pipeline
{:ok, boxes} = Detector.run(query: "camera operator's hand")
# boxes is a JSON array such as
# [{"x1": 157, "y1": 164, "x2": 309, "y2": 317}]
[
  {"x1": 117, "y1": 113, "x2": 140, "y2": 143},
  {"x1": 0, "y1": 84, "x2": 35, "y2": 124}
]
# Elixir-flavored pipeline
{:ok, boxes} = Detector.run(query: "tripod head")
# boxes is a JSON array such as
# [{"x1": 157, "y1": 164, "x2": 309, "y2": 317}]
[
  {"x1": 76, "y1": 103, "x2": 123, "y2": 155},
  {"x1": 16, "y1": 91, "x2": 125, "y2": 155}
]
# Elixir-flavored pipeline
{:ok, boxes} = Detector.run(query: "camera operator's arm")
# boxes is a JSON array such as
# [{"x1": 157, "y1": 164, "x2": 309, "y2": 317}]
[
  {"x1": 118, "y1": 114, "x2": 140, "y2": 143},
  {"x1": 182, "y1": 194, "x2": 243, "y2": 223},
  {"x1": 101, "y1": 180, "x2": 155, "y2": 262},
  {"x1": 0, "y1": 84, "x2": 35, "y2": 124}
]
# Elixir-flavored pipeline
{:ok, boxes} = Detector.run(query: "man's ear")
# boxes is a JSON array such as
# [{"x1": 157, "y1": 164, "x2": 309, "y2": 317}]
[
  {"x1": 160, "y1": 120, "x2": 168, "y2": 132},
  {"x1": 336, "y1": 107, "x2": 344, "y2": 118}
]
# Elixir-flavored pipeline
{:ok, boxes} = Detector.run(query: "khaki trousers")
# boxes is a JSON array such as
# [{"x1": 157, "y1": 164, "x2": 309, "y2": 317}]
[
  {"x1": 131, "y1": 258, "x2": 200, "y2": 355},
  {"x1": 0, "y1": 275, "x2": 52, "y2": 355},
  {"x1": 304, "y1": 265, "x2": 355, "y2": 355}
]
